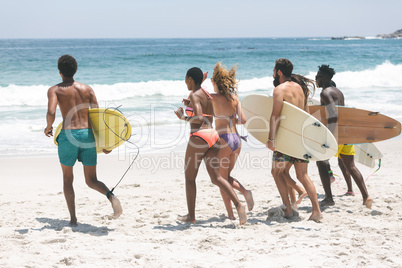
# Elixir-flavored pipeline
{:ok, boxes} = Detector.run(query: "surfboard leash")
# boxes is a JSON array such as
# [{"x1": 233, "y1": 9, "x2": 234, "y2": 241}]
[
  {"x1": 332, "y1": 158, "x2": 382, "y2": 195},
  {"x1": 365, "y1": 158, "x2": 382, "y2": 183},
  {"x1": 102, "y1": 106, "x2": 140, "y2": 194}
]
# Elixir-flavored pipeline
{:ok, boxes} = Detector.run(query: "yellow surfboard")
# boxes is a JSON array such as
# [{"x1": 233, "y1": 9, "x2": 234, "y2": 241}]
[{"x1": 54, "y1": 108, "x2": 132, "y2": 153}]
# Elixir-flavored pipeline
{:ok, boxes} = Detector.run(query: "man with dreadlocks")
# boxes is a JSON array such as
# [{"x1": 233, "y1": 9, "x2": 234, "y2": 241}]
[
  {"x1": 267, "y1": 58, "x2": 322, "y2": 222},
  {"x1": 315, "y1": 64, "x2": 373, "y2": 208}
]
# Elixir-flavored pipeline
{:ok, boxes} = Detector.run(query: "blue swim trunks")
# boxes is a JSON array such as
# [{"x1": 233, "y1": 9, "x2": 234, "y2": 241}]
[{"x1": 57, "y1": 128, "x2": 97, "y2": 167}]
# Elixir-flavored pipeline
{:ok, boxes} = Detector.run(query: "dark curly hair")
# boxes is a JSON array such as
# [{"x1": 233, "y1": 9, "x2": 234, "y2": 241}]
[
  {"x1": 186, "y1": 67, "x2": 203, "y2": 85},
  {"x1": 318, "y1": 64, "x2": 336, "y2": 79},
  {"x1": 58, "y1": 55, "x2": 77, "y2": 78},
  {"x1": 275, "y1": 58, "x2": 293, "y2": 77}
]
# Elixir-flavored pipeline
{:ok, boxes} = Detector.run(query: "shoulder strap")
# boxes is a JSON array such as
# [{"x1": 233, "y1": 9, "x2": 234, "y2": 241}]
[{"x1": 201, "y1": 87, "x2": 212, "y2": 100}]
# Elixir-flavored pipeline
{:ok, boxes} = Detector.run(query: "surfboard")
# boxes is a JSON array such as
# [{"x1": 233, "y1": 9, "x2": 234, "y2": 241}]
[
  {"x1": 241, "y1": 94, "x2": 338, "y2": 161},
  {"x1": 354, "y1": 142, "x2": 383, "y2": 168},
  {"x1": 308, "y1": 105, "x2": 401, "y2": 144},
  {"x1": 308, "y1": 98, "x2": 383, "y2": 167},
  {"x1": 54, "y1": 108, "x2": 132, "y2": 153}
]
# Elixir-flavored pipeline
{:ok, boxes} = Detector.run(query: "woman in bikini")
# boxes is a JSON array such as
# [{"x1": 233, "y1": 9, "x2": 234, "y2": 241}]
[
  {"x1": 174, "y1": 67, "x2": 247, "y2": 225},
  {"x1": 209, "y1": 62, "x2": 254, "y2": 220}
]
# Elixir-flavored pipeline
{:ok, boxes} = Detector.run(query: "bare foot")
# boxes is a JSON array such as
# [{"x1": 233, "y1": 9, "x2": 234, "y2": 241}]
[
  {"x1": 244, "y1": 190, "x2": 254, "y2": 211},
  {"x1": 177, "y1": 214, "x2": 196, "y2": 224},
  {"x1": 308, "y1": 213, "x2": 323, "y2": 222},
  {"x1": 236, "y1": 203, "x2": 247, "y2": 225},
  {"x1": 296, "y1": 191, "x2": 307, "y2": 205},
  {"x1": 110, "y1": 196, "x2": 123, "y2": 219},
  {"x1": 364, "y1": 197, "x2": 373, "y2": 209},
  {"x1": 345, "y1": 191, "x2": 355, "y2": 196},
  {"x1": 291, "y1": 203, "x2": 298, "y2": 211},
  {"x1": 319, "y1": 198, "x2": 335, "y2": 207},
  {"x1": 227, "y1": 215, "x2": 236, "y2": 221},
  {"x1": 69, "y1": 218, "x2": 78, "y2": 227},
  {"x1": 280, "y1": 205, "x2": 294, "y2": 218}
]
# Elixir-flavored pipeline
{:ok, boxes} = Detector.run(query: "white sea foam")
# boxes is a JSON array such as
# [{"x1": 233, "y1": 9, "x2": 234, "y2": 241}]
[
  {"x1": 1, "y1": 61, "x2": 401, "y2": 155},
  {"x1": 2, "y1": 61, "x2": 401, "y2": 107},
  {"x1": 306, "y1": 61, "x2": 402, "y2": 89}
]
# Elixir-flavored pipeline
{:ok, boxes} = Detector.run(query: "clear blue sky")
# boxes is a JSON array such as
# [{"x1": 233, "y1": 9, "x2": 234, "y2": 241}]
[{"x1": 1, "y1": 0, "x2": 401, "y2": 38}]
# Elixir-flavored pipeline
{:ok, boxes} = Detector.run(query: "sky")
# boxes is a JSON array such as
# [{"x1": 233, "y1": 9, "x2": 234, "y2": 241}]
[{"x1": 0, "y1": 0, "x2": 401, "y2": 39}]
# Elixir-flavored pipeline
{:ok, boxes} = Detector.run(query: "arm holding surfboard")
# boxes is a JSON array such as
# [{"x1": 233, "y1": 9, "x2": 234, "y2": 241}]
[
  {"x1": 267, "y1": 86, "x2": 284, "y2": 151},
  {"x1": 319, "y1": 88, "x2": 338, "y2": 134},
  {"x1": 89, "y1": 87, "x2": 99, "y2": 109},
  {"x1": 87, "y1": 87, "x2": 112, "y2": 154}
]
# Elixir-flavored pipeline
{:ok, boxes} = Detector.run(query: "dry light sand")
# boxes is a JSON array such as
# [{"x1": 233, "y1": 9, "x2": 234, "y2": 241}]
[{"x1": 1, "y1": 138, "x2": 402, "y2": 267}]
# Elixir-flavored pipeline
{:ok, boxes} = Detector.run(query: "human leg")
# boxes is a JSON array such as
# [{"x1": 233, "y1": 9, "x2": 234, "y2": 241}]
[
  {"x1": 271, "y1": 157, "x2": 293, "y2": 218},
  {"x1": 294, "y1": 162, "x2": 323, "y2": 222},
  {"x1": 217, "y1": 139, "x2": 236, "y2": 220},
  {"x1": 316, "y1": 160, "x2": 335, "y2": 206},
  {"x1": 282, "y1": 162, "x2": 307, "y2": 205},
  {"x1": 338, "y1": 158, "x2": 354, "y2": 195},
  {"x1": 60, "y1": 163, "x2": 77, "y2": 226},
  {"x1": 178, "y1": 136, "x2": 209, "y2": 223},
  {"x1": 227, "y1": 146, "x2": 254, "y2": 211},
  {"x1": 204, "y1": 143, "x2": 247, "y2": 225},
  {"x1": 340, "y1": 155, "x2": 372, "y2": 208},
  {"x1": 83, "y1": 165, "x2": 122, "y2": 218}
]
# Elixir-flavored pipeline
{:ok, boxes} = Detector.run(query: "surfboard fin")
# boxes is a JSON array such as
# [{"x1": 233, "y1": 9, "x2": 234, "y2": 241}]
[
  {"x1": 313, "y1": 122, "x2": 321, "y2": 127},
  {"x1": 321, "y1": 144, "x2": 330, "y2": 149},
  {"x1": 303, "y1": 154, "x2": 312, "y2": 160}
]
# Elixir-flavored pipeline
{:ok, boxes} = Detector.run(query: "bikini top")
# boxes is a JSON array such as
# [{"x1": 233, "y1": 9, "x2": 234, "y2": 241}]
[
  {"x1": 213, "y1": 111, "x2": 237, "y2": 120},
  {"x1": 185, "y1": 87, "x2": 213, "y2": 117}
]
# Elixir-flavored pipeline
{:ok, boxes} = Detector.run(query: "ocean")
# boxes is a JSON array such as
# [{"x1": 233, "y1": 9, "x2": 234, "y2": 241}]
[{"x1": 0, "y1": 38, "x2": 401, "y2": 156}]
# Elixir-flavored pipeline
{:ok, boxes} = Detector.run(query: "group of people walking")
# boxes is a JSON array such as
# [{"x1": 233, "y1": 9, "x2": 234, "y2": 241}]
[
  {"x1": 174, "y1": 58, "x2": 372, "y2": 225},
  {"x1": 45, "y1": 55, "x2": 372, "y2": 226}
]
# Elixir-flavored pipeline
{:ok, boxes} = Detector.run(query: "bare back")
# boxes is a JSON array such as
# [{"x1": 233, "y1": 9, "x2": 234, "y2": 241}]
[
  {"x1": 188, "y1": 88, "x2": 214, "y2": 133},
  {"x1": 48, "y1": 81, "x2": 98, "y2": 130},
  {"x1": 211, "y1": 94, "x2": 246, "y2": 134},
  {"x1": 275, "y1": 81, "x2": 306, "y2": 110},
  {"x1": 320, "y1": 86, "x2": 345, "y2": 106}
]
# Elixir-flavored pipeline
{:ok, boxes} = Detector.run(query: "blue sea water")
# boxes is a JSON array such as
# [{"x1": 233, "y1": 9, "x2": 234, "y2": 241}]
[{"x1": 0, "y1": 38, "x2": 401, "y2": 155}]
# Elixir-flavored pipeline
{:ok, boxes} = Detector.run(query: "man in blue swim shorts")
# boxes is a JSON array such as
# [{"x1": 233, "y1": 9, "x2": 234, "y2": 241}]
[
  {"x1": 57, "y1": 128, "x2": 97, "y2": 167},
  {"x1": 45, "y1": 55, "x2": 122, "y2": 226}
]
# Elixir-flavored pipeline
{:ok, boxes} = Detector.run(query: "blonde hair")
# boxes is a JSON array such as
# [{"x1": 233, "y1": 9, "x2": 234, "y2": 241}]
[{"x1": 212, "y1": 62, "x2": 238, "y2": 99}]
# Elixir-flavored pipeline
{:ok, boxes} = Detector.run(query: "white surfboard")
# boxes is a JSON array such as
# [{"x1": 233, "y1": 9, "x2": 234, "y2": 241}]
[
  {"x1": 354, "y1": 143, "x2": 383, "y2": 168},
  {"x1": 242, "y1": 94, "x2": 338, "y2": 161},
  {"x1": 308, "y1": 98, "x2": 383, "y2": 167}
]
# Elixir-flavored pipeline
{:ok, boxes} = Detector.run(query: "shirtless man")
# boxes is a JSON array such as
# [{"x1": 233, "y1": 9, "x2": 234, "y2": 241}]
[
  {"x1": 267, "y1": 58, "x2": 322, "y2": 222},
  {"x1": 45, "y1": 55, "x2": 122, "y2": 226},
  {"x1": 315, "y1": 64, "x2": 373, "y2": 208}
]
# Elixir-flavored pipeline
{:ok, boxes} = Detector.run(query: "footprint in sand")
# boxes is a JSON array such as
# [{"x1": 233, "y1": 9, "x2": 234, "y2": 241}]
[
  {"x1": 371, "y1": 210, "x2": 383, "y2": 216},
  {"x1": 42, "y1": 238, "x2": 67, "y2": 244}
]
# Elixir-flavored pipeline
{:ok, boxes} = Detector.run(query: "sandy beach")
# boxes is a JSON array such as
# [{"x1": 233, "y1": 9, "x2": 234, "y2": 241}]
[{"x1": 1, "y1": 137, "x2": 401, "y2": 267}]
